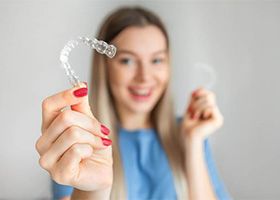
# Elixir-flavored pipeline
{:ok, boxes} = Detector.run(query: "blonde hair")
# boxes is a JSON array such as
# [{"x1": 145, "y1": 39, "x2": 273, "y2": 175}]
[{"x1": 89, "y1": 6, "x2": 188, "y2": 199}]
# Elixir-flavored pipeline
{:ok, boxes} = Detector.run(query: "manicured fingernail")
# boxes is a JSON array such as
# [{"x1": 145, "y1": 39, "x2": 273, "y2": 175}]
[
  {"x1": 73, "y1": 87, "x2": 88, "y2": 97},
  {"x1": 101, "y1": 137, "x2": 112, "y2": 146},
  {"x1": 188, "y1": 107, "x2": 192, "y2": 113},
  {"x1": 191, "y1": 112, "x2": 195, "y2": 119},
  {"x1": 101, "y1": 124, "x2": 110, "y2": 135},
  {"x1": 192, "y1": 91, "x2": 199, "y2": 97}
]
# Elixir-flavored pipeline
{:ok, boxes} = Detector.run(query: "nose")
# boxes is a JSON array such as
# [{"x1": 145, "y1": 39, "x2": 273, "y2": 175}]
[{"x1": 135, "y1": 61, "x2": 151, "y2": 82}]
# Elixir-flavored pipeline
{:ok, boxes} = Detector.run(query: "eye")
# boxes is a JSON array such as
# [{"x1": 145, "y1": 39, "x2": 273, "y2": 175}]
[
  {"x1": 119, "y1": 58, "x2": 134, "y2": 66},
  {"x1": 152, "y1": 58, "x2": 164, "y2": 64}
]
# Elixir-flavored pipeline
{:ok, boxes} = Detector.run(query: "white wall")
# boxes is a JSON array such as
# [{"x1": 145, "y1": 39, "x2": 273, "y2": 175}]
[{"x1": 0, "y1": 0, "x2": 279, "y2": 199}]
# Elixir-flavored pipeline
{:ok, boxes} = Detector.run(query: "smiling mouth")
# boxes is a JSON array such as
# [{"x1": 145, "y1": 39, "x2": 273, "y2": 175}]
[{"x1": 128, "y1": 87, "x2": 153, "y2": 101}]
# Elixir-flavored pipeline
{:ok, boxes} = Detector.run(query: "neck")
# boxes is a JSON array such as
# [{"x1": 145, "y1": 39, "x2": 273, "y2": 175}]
[{"x1": 118, "y1": 109, "x2": 152, "y2": 130}]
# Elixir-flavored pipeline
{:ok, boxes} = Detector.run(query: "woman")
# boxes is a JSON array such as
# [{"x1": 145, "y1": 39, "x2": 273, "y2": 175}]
[{"x1": 36, "y1": 6, "x2": 230, "y2": 200}]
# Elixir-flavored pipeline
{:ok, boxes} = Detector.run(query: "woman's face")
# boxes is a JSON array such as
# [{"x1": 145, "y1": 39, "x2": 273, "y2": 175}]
[{"x1": 107, "y1": 25, "x2": 170, "y2": 116}]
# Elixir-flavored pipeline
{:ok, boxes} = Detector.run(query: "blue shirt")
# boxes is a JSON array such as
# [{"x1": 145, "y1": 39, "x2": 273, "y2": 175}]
[{"x1": 52, "y1": 127, "x2": 231, "y2": 200}]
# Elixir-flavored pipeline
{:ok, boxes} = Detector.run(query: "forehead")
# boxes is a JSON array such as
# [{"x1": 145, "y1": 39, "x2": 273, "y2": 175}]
[{"x1": 112, "y1": 25, "x2": 167, "y2": 55}]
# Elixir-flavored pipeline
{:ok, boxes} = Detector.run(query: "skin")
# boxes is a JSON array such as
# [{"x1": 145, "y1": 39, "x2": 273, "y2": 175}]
[
  {"x1": 107, "y1": 25, "x2": 170, "y2": 130},
  {"x1": 35, "y1": 25, "x2": 223, "y2": 200}
]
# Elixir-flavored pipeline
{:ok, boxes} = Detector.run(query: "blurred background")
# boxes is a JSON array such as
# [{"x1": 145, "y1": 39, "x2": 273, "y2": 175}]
[{"x1": 0, "y1": 0, "x2": 279, "y2": 199}]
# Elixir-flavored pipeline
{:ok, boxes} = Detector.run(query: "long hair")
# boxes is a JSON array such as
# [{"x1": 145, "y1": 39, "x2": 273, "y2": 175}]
[{"x1": 89, "y1": 6, "x2": 188, "y2": 199}]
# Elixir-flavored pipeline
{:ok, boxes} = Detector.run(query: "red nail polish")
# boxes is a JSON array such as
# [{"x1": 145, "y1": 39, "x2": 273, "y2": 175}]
[
  {"x1": 101, "y1": 124, "x2": 110, "y2": 135},
  {"x1": 191, "y1": 113, "x2": 195, "y2": 119},
  {"x1": 192, "y1": 91, "x2": 197, "y2": 97},
  {"x1": 73, "y1": 87, "x2": 88, "y2": 97},
  {"x1": 101, "y1": 137, "x2": 112, "y2": 146}
]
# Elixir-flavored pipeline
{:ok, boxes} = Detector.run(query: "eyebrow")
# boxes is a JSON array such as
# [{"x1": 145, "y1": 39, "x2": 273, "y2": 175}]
[{"x1": 116, "y1": 49, "x2": 168, "y2": 56}]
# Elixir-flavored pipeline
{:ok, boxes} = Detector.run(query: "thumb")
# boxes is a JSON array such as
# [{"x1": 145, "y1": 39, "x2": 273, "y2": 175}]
[{"x1": 71, "y1": 82, "x2": 94, "y2": 118}]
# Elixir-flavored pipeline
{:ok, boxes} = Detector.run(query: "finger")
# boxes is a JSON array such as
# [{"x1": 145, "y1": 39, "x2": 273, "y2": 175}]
[
  {"x1": 191, "y1": 96, "x2": 215, "y2": 113},
  {"x1": 41, "y1": 82, "x2": 91, "y2": 132},
  {"x1": 198, "y1": 106, "x2": 223, "y2": 126},
  {"x1": 190, "y1": 95, "x2": 214, "y2": 120},
  {"x1": 39, "y1": 126, "x2": 110, "y2": 169},
  {"x1": 191, "y1": 87, "x2": 205, "y2": 100},
  {"x1": 191, "y1": 88, "x2": 215, "y2": 101},
  {"x1": 186, "y1": 87, "x2": 208, "y2": 115},
  {"x1": 51, "y1": 143, "x2": 93, "y2": 185},
  {"x1": 71, "y1": 82, "x2": 94, "y2": 118},
  {"x1": 37, "y1": 110, "x2": 110, "y2": 154},
  {"x1": 187, "y1": 94, "x2": 215, "y2": 119},
  {"x1": 210, "y1": 106, "x2": 224, "y2": 126},
  {"x1": 202, "y1": 106, "x2": 213, "y2": 119},
  {"x1": 193, "y1": 104, "x2": 214, "y2": 120}
]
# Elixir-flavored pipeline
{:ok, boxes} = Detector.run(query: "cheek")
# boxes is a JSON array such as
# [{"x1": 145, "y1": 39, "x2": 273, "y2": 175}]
[
  {"x1": 108, "y1": 66, "x2": 132, "y2": 94},
  {"x1": 155, "y1": 68, "x2": 170, "y2": 90},
  {"x1": 108, "y1": 62, "x2": 122, "y2": 84}
]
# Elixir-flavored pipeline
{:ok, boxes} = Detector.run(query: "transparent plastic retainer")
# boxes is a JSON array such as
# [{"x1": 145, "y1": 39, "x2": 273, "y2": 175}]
[
  {"x1": 60, "y1": 36, "x2": 117, "y2": 87},
  {"x1": 191, "y1": 62, "x2": 217, "y2": 90}
]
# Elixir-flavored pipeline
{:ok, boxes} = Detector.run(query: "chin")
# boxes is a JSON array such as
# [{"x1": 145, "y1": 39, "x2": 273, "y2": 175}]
[
  {"x1": 130, "y1": 104, "x2": 154, "y2": 114},
  {"x1": 127, "y1": 95, "x2": 160, "y2": 115}
]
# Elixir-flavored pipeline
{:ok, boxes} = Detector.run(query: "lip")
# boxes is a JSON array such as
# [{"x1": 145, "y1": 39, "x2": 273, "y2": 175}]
[
  {"x1": 128, "y1": 86, "x2": 153, "y2": 90},
  {"x1": 128, "y1": 86, "x2": 153, "y2": 102}
]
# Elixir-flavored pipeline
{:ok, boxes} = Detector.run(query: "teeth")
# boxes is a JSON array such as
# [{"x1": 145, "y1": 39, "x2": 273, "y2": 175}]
[{"x1": 130, "y1": 89, "x2": 150, "y2": 96}]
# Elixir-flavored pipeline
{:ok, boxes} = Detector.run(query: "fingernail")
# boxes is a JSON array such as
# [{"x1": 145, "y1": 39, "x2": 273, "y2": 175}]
[
  {"x1": 188, "y1": 107, "x2": 192, "y2": 113},
  {"x1": 191, "y1": 113, "x2": 195, "y2": 119},
  {"x1": 101, "y1": 124, "x2": 110, "y2": 135},
  {"x1": 73, "y1": 87, "x2": 88, "y2": 97},
  {"x1": 101, "y1": 137, "x2": 112, "y2": 146},
  {"x1": 192, "y1": 91, "x2": 198, "y2": 97}
]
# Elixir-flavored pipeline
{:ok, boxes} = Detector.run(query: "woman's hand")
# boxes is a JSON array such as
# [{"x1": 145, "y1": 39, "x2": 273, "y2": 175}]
[
  {"x1": 182, "y1": 88, "x2": 223, "y2": 200},
  {"x1": 35, "y1": 83, "x2": 113, "y2": 194},
  {"x1": 181, "y1": 88, "x2": 224, "y2": 140}
]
